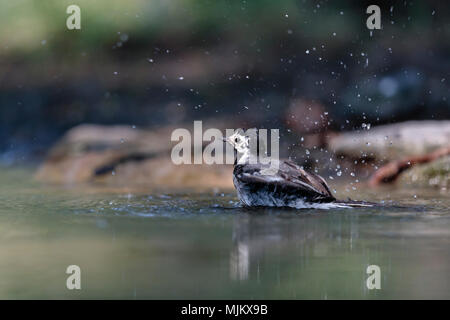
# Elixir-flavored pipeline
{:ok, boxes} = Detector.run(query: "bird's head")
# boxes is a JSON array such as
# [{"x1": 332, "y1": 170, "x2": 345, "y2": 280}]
[{"x1": 224, "y1": 130, "x2": 250, "y2": 153}]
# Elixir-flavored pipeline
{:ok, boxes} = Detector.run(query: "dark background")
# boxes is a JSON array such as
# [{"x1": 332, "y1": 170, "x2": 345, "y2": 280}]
[{"x1": 0, "y1": 0, "x2": 449, "y2": 164}]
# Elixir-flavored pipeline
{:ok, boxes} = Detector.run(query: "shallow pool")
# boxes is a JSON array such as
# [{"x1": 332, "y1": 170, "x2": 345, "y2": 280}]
[{"x1": 0, "y1": 167, "x2": 449, "y2": 299}]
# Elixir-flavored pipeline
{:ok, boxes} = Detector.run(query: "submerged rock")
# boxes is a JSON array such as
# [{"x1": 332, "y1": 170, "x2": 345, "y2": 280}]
[
  {"x1": 329, "y1": 121, "x2": 450, "y2": 162},
  {"x1": 399, "y1": 156, "x2": 450, "y2": 189},
  {"x1": 35, "y1": 124, "x2": 234, "y2": 189}
]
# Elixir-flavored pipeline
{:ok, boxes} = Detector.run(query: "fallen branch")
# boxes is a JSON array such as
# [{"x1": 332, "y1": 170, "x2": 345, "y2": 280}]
[{"x1": 368, "y1": 145, "x2": 450, "y2": 187}]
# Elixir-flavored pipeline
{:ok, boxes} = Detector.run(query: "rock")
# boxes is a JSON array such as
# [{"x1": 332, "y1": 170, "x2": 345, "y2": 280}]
[
  {"x1": 329, "y1": 121, "x2": 450, "y2": 162},
  {"x1": 41, "y1": 124, "x2": 175, "y2": 160},
  {"x1": 35, "y1": 124, "x2": 234, "y2": 190},
  {"x1": 399, "y1": 156, "x2": 450, "y2": 189},
  {"x1": 368, "y1": 146, "x2": 450, "y2": 187}
]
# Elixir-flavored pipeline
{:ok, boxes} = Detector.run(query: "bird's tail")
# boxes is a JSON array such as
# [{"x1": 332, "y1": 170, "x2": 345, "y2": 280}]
[{"x1": 333, "y1": 199, "x2": 377, "y2": 208}]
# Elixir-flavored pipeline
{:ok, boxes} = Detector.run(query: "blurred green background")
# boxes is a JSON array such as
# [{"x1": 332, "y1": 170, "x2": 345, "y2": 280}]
[
  {"x1": 0, "y1": 0, "x2": 449, "y2": 163},
  {"x1": 0, "y1": 1, "x2": 449, "y2": 301}
]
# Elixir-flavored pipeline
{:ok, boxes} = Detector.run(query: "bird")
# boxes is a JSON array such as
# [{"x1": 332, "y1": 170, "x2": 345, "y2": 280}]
[{"x1": 224, "y1": 130, "x2": 373, "y2": 209}]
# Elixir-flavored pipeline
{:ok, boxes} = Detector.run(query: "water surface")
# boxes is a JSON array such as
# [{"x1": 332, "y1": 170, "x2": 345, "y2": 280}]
[{"x1": 0, "y1": 168, "x2": 449, "y2": 299}]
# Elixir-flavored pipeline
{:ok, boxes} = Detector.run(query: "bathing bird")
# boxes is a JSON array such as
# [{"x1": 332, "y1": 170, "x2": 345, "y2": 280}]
[{"x1": 225, "y1": 130, "x2": 373, "y2": 209}]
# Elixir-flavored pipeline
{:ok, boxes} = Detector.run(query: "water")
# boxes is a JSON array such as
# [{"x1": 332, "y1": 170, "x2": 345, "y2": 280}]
[{"x1": 0, "y1": 168, "x2": 449, "y2": 299}]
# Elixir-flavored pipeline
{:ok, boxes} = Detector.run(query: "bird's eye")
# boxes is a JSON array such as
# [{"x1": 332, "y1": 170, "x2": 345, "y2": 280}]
[{"x1": 234, "y1": 138, "x2": 238, "y2": 142}]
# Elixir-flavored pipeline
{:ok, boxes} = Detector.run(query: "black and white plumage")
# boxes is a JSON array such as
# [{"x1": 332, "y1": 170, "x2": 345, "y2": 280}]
[{"x1": 225, "y1": 130, "x2": 373, "y2": 209}]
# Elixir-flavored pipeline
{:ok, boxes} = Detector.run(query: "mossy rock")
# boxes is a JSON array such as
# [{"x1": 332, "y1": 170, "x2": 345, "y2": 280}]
[{"x1": 399, "y1": 156, "x2": 450, "y2": 188}]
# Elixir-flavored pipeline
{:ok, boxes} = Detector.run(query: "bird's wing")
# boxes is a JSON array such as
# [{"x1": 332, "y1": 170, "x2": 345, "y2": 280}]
[
  {"x1": 282, "y1": 160, "x2": 334, "y2": 197},
  {"x1": 234, "y1": 160, "x2": 335, "y2": 201}
]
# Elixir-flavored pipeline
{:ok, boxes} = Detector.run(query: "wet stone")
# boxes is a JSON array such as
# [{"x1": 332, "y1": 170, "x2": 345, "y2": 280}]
[
  {"x1": 399, "y1": 156, "x2": 450, "y2": 189},
  {"x1": 329, "y1": 120, "x2": 450, "y2": 161}
]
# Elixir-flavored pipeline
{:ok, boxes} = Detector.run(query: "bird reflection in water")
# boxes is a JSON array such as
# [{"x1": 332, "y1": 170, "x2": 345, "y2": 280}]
[{"x1": 228, "y1": 210, "x2": 365, "y2": 284}]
